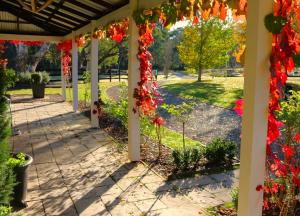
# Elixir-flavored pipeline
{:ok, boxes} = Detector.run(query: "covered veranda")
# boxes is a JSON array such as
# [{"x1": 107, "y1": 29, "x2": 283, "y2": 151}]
[{"x1": 0, "y1": 0, "x2": 274, "y2": 215}]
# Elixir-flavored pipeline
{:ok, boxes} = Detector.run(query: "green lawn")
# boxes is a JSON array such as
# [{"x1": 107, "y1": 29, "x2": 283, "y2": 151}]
[
  {"x1": 8, "y1": 82, "x2": 118, "y2": 103},
  {"x1": 162, "y1": 76, "x2": 300, "y2": 109},
  {"x1": 162, "y1": 76, "x2": 244, "y2": 108}
]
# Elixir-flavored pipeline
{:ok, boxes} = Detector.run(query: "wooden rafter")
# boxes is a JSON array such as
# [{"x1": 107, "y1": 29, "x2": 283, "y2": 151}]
[{"x1": 16, "y1": 0, "x2": 54, "y2": 13}]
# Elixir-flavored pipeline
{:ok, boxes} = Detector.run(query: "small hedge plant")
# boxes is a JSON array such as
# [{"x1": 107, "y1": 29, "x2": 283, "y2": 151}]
[
  {"x1": 7, "y1": 153, "x2": 27, "y2": 168},
  {"x1": 172, "y1": 147, "x2": 203, "y2": 170},
  {"x1": 231, "y1": 187, "x2": 239, "y2": 209},
  {"x1": 0, "y1": 205, "x2": 11, "y2": 216},
  {"x1": 31, "y1": 71, "x2": 50, "y2": 84},
  {"x1": 205, "y1": 138, "x2": 237, "y2": 165}
]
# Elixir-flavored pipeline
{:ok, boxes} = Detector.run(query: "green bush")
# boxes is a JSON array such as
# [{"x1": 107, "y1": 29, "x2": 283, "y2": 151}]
[
  {"x1": 172, "y1": 147, "x2": 203, "y2": 170},
  {"x1": 0, "y1": 97, "x2": 15, "y2": 205},
  {"x1": 17, "y1": 72, "x2": 32, "y2": 84},
  {"x1": 205, "y1": 138, "x2": 237, "y2": 165},
  {"x1": 0, "y1": 205, "x2": 11, "y2": 216},
  {"x1": 7, "y1": 153, "x2": 27, "y2": 168},
  {"x1": 0, "y1": 69, "x2": 17, "y2": 95},
  {"x1": 31, "y1": 71, "x2": 50, "y2": 84},
  {"x1": 231, "y1": 187, "x2": 239, "y2": 209}
]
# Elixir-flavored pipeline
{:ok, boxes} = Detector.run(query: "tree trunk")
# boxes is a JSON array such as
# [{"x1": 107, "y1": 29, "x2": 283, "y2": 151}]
[
  {"x1": 30, "y1": 44, "x2": 50, "y2": 72},
  {"x1": 197, "y1": 68, "x2": 202, "y2": 82}
]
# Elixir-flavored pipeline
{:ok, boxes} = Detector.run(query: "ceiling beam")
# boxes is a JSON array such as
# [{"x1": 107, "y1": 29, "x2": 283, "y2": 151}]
[
  {"x1": 46, "y1": 0, "x2": 65, "y2": 22},
  {"x1": 71, "y1": 1, "x2": 104, "y2": 14},
  {"x1": 39, "y1": 9, "x2": 79, "y2": 27},
  {"x1": 0, "y1": 2, "x2": 67, "y2": 35},
  {"x1": 52, "y1": 2, "x2": 93, "y2": 20},
  {"x1": 0, "y1": 33, "x2": 63, "y2": 42},
  {"x1": 1, "y1": 1, "x2": 73, "y2": 32},
  {"x1": 42, "y1": 7, "x2": 85, "y2": 24},
  {"x1": 0, "y1": 20, "x2": 29, "y2": 24},
  {"x1": 93, "y1": 0, "x2": 114, "y2": 8}
]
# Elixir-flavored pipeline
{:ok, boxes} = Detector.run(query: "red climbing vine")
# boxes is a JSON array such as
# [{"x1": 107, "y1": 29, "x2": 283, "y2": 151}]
[{"x1": 57, "y1": 40, "x2": 72, "y2": 78}]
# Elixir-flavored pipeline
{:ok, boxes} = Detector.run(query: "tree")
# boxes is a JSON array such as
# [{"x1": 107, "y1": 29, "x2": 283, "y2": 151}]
[{"x1": 177, "y1": 18, "x2": 235, "y2": 82}]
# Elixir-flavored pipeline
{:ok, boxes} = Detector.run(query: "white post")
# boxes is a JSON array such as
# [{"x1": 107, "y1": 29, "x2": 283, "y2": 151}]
[
  {"x1": 72, "y1": 31, "x2": 79, "y2": 112},
  {"x1": 127, "y1": 0, "x2": 140, "y2": 162},
  {"x1": 60, "y1": 51, "x2": 66, "y2": 100},
  {"x1": 90, "y1": 21, "x2": 100, "y2": 128},
  {"x1": 238, "y1": 1, "x2": 273, "y2": 216}
]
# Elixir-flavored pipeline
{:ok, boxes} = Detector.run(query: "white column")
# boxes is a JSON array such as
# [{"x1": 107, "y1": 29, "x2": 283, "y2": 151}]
[
  {"x1": 72, "y1": 31, "x2": 79, "y2": 112},
  {"x1": 60, "y1": 51, "x2": 66, "y2": 100},
  {"x1": 90, "y1": 21, "x2": 100, "y2": 128},
  {"x1": 128, "y1": 0, "x2": 140, "y2": 162},
  {"x1": 237, "y1": 1, "x2": 273, "y2": 216}
]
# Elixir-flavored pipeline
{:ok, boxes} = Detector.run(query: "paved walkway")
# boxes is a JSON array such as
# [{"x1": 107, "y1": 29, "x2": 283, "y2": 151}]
[{"x1": 11, "y1": 95, "x2": 239, "y2": 216}]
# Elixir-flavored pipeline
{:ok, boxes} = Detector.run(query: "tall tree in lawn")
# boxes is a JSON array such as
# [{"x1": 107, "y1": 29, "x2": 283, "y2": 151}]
[
  {"x1": 149, "y1": 27, "x2": 168, "y2": 70},
  {"x1": 178, "y1": 18, "x2": 235, "y2": 82}
]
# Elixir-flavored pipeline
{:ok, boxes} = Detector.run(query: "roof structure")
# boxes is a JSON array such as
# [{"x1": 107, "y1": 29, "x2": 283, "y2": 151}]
[{"x1": 0, "y1": 0, "x2": 129, "y2": 36}]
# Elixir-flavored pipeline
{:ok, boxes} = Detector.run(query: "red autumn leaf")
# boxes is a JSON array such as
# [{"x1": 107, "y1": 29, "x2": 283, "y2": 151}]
[
  {"x1": 256, "y1": 185, "x2": 263, "y2": 191},
  {"x1": 282, "y1": 144, "x2": 294, "y2": 159},
  {"x1": 286, "y1": 57, "x2": 295, "y2": 72},
  {"x1": 220, "y1": 3, "x2": 227, "y2": 21},
  {"x1": 234, "y1": 99, "x2": 243, "y2": 116},
  {"x1": 295, "y1": 133, "x2": 300, "y2": 142}
]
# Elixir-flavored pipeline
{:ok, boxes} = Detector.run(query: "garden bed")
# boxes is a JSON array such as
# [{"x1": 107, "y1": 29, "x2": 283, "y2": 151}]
[{"x1": 207, "y1": 201, "x2": 300, "y2": 216}]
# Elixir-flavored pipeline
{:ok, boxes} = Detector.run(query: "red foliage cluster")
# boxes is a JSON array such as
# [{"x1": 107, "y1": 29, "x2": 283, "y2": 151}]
[
  {"x1": 134, "y1": 23, "x2": 163, "y2": 121},
  {"x1": 93, "y1": 19, "x2": 129, "y2": 44},
  {"x1": 57, "y1": 40, "x2": 72, "y2": 77},
  {"x1": 0, "y1": 39, "x2": 44, "y2": 46},
  {"x1": 0, "y1": 44, "x2": 7, "y2": 68}
]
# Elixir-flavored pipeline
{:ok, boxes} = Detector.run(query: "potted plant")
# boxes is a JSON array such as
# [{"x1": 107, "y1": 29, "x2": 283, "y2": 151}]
[
  {"x1": 7, "y1": 152, "x2": 33, "y2": 208},
  {"x1": 31, "y1": 72, "x2": 50, "y2": 98}
]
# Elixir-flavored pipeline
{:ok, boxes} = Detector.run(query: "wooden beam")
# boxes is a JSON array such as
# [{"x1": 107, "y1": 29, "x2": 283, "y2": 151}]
[
  {"x1": 237, "y1": 0, "x2": 273, "y2": 216},
  {"x1": 0, "y1": 1, "x2": 68, "y2": 34},
  {"x1": 52, "y1": 2, "x2": 93, "y2": 20},
  {"x1": 64, "y1": 4, "x2": 130, "y2": 39},
  {"x1": 39, "y1": 10, "x2": 78, "y2": 27},
  {"x1": 72, "y1": 31, "x2": 79, "y2": 112},
  {"x1": 90, "y1": 20, "x2": 100, "y2": 128},
  {"x1": 0, "y1": 34, "x2": 63, "y2": 42},
  {"x1": 93, "y1": 0, "x2": 114, "y2": 8},
  {"x1": 127, "y1": 0, "x2": 140, "y2": 162},
  {"x1": 41, "y1": 7, "x2": 84, "y2": 24},
  {"x1": 46, "y1": 0, "x2": 65, "y2": 22},
  {"x1": 0, "y1": 20, "x2": 28, "y2": 24},
  {"x1": 71, "y1": 1, "x2": 103, "y2": 15}
]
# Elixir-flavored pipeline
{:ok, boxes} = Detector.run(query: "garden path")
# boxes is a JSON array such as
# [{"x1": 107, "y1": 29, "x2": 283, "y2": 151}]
[{"x1": 11, "y1": 95, "x2": 239, "y2": 216}]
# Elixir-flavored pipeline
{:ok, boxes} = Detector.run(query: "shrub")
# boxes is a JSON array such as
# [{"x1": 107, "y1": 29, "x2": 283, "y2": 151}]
[
  {"x1": 17, "y1": 72, "x2": 32, "y2": 85},
  {"x1": 0, "y1": 69, "x2": 17, "y2": 95},
  {"x1": 0, "y1": 97, "x2": 15, "y2": 205},
  {"x1": 231, "y1": 187, "x2": 239, "y2": 209},
  {"x1": 205, "y1": 138, "x2": 237, "y2": 165},
  {"x1": 31, "y1": 71, "x2": 50, "y2": 84},
  {"x1": 172, "y1": 147, "x2": 203, "y2": 170},
  {"x1": 0, "y1": 205, "x2": 11, "y2": 216},
  {"x1": 7, "y1": 153, "x2": 27, "y2": 168}
]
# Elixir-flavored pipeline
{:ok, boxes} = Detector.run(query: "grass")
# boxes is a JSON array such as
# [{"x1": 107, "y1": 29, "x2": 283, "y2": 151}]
[
  {"x1": 162, "y1": 76, "x2": 300, "y2": 109},
  {"x1": 162, "y1": 76, "x2": 244, "y2": 109},
  {"x1": 147, "y1": 126, "x2": 202, "y2": 149}
]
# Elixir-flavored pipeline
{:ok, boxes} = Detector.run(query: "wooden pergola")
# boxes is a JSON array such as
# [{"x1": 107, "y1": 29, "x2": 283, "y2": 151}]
[{"x1": 0, "y1": 0, "x2": 273, "y2": 215}]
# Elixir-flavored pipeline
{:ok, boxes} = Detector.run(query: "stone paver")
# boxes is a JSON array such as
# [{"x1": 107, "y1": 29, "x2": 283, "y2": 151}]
[{"x1": 11, "y1": 95, "x2": 239, "y2": 216}]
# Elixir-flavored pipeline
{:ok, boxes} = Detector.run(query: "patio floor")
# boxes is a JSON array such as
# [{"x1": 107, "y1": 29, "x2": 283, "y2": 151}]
[{"x1": 11, "y1": 95, "x2": 239, "y2": 216}]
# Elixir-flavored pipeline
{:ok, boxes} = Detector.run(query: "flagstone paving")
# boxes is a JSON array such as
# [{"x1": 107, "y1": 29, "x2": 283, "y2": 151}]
[{"x1": 11, "y1": 95, "x2": 239, "y2": 216}]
